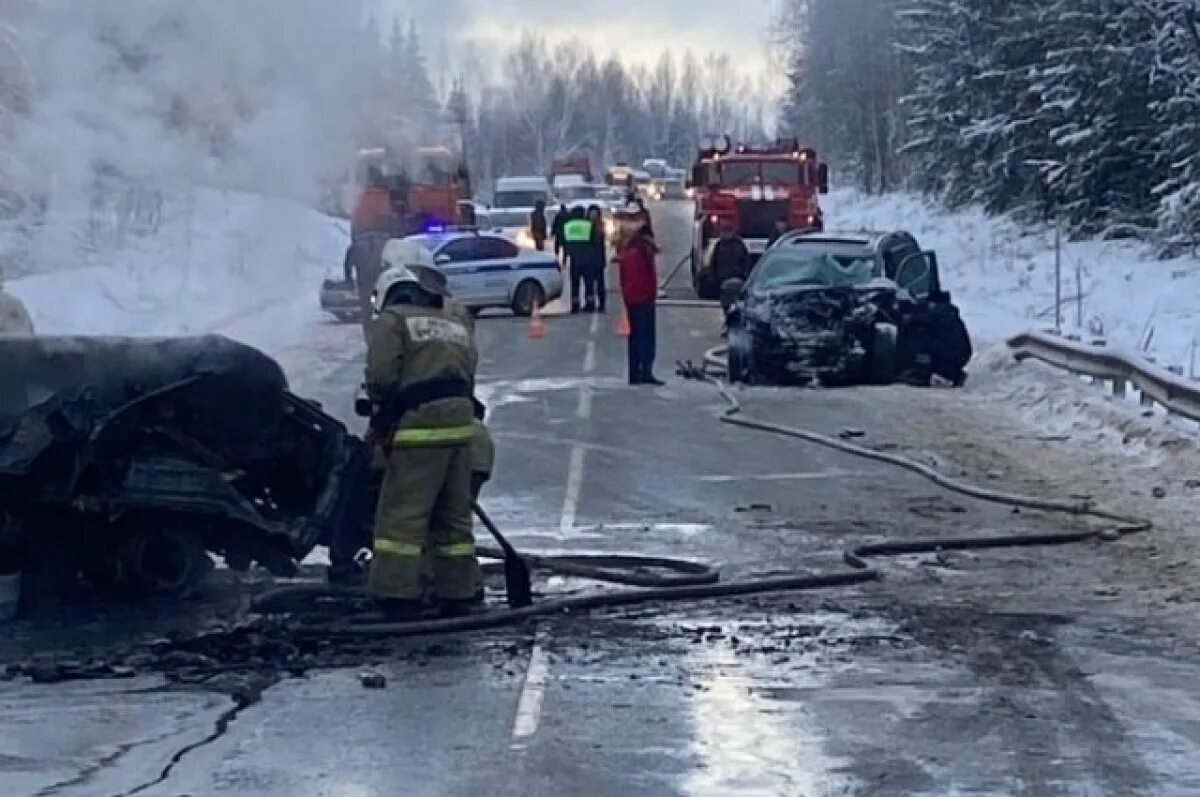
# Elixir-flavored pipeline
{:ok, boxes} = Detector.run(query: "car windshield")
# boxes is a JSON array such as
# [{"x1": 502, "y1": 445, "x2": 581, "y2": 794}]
[
  {"x1": 492, "y1": 191, "x2": 546, "y2": 209},
  {"x1": 557, "y1": 185, "x2": 596, "y2": 201},
  {"x1": 718, "y1": 161, "x2": 803, "y2": 186},
  {"x1": 752, "y1": 251, "x2": 878, "y2": 290},
  {"x1": 485, "y1": 210, "x2": 529, "y2": 227}
]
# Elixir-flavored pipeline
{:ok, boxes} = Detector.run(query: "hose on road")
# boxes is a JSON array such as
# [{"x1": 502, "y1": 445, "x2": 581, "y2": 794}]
[
  {"x1": 686, "y1": 348, "x2": 1149, "y2": 535},
  {"x1": 254, "y1": 358, "x2": 1148, "y2": 640}
]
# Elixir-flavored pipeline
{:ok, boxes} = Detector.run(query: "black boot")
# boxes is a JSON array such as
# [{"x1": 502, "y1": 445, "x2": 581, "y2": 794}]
[
  {"x1": 437, "y1": 597, "x2": 479, "y2": 618},
  {"x1": 378, "y1": 598, "x2": 424, "y2": 621}
]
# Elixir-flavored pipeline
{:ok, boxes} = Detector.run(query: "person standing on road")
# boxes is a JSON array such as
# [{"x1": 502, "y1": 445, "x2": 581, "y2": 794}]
[
  {"x1": 562, "y1": 206, "x2": 594, "y2": 313},
  {"x1": 364, "y1": 265, "x2": 481, "y2": 619},
  {"x1": 551, "y1": 203, "x2": 569, "y2": 262},
  {"x1": 530, "y1": 199, "x2": 549, "y2": 252},
  {"x1": 586, "y1": 205, "x2": 608, "y2": 313},
  {"x1": 617, "y1": 216, "x2": 663, "y2": 385}
]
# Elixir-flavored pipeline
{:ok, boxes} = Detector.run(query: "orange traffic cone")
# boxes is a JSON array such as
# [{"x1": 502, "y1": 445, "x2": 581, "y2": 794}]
[
  {"x1": 615, "y1": 307, "x2": 631, "y2": 338},
  {"x1": 528, "y1": 301, "x2": 547, "y2": 340}
]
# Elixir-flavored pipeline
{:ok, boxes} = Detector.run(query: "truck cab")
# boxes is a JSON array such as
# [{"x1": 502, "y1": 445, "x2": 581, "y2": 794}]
[{"x1": 689, "y1": 136, "x2": 830, "y2": 299}]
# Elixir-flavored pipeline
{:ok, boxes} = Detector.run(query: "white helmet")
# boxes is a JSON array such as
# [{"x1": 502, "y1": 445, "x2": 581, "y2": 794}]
[{"x1": 373, "y1": 265, "x2": 420, "y2": 314}]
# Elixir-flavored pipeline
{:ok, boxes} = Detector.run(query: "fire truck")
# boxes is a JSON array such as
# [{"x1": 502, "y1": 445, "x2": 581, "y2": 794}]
[{"x1": 688, "y1": 135, "x2": 829, "y2": 299}]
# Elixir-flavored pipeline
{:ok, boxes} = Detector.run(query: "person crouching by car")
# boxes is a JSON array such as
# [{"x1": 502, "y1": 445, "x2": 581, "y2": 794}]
[{"x1": 617, "y1": 214, "x2": 663, "y2": 386}]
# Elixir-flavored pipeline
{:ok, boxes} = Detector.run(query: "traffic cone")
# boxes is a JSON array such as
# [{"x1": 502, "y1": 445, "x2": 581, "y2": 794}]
[
  {"x1": 528, "y1": 301, "x2": 547, "y2": 340},
  {"x1": 616, "y1": 307, "x2": 631, "y2": 338}
]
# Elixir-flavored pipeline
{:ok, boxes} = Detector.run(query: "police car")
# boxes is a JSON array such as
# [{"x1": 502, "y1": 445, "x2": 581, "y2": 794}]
[{"x1": 405, "y1": 231, "x2": 563, "y2": 316}]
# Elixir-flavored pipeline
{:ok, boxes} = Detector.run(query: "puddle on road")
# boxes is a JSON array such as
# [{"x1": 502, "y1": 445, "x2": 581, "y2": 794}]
[
  {"x1": 683, "y1": 644, "x2": 852, "y2": 796},
  {"x1": 675, "y1": 612, "x2": 903, "y2": 796}
]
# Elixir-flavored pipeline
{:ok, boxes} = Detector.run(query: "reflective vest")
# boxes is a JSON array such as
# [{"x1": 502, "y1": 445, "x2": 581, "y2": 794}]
[{"x1": 562, "y1": 218, "x2": 593, "y2": 243}]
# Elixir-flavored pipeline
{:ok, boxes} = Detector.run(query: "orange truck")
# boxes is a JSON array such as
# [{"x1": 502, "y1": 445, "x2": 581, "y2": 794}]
[
  {"x1": 350, "y1": 146, "x2": 470, "y2": 239},
  {"x1": 689, "y1": 136, "x2": 829, "y2": 298}
]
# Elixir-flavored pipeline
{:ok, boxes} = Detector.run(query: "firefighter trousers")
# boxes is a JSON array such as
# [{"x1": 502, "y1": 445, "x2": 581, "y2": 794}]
[{"x1": 368, "y1": 444, "x2": 479, "y2": 602}]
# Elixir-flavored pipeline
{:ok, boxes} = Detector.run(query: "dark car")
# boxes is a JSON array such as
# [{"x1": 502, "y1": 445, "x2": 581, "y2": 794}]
[
  {"x1": 0, "y1": 336, "x2": 360, "y2": 600},
  {"x1": 723, "y1": 231, "x2": 954, "y2": 386}
]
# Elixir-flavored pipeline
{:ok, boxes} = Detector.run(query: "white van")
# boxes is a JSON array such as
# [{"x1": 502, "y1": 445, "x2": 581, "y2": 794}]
[{"x1": 493, "y1": 176, "x2": 552, "y2": 210}]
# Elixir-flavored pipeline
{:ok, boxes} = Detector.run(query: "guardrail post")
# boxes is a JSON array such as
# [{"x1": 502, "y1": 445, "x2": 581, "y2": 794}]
[
  {"x1": 1139, "y1": 390, "x2": 1154, "y2": 408},
  {"x1": 1112, "y1": 378, "x2": 1127, "y2": 398}
]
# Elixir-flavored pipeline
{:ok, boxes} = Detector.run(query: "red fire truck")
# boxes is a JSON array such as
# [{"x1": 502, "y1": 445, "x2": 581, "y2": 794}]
[{"x1": 689, "y1": 135, "x2": 829, "y2": 299}]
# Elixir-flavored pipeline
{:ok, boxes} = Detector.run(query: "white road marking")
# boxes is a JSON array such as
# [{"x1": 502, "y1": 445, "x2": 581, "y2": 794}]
[
  {"x1": 583, "y1": 340, "x2": 596, "y2": 373},
  {"x1": 576, "y1": 383, "x2": 593, "y2": 419},
  {"x1": 513, "y1": 302, "x2": 601, "y2": 751},
  {"x1": 510, "y1": 634, "x2": 550, "y2": 750},
  {"x1": 559, "y1": 446, "x2": 585, "y2": 532}
]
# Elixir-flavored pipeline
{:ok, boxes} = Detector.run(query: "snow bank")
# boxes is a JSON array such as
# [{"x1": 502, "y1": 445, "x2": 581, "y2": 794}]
[
  {"x1": 825, "y1": 190, "x2": 1200, "y2": 375},
  {"x1": 6, "y1": 187, "x2": 347, "y2": 354}
]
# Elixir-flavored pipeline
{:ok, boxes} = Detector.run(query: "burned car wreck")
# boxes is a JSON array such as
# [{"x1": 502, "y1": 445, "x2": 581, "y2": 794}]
[
  {"x1": 723, "y1": 231, "x2": 972, "y2": 386},
  {"x1": 0, "y1": 336, "x2": 361, "y2": 601}
]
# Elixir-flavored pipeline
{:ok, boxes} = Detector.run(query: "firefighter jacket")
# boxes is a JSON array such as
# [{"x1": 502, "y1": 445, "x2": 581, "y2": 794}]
[{"x1": 366, "y1": 302, "x2": 478, "y2": 447}]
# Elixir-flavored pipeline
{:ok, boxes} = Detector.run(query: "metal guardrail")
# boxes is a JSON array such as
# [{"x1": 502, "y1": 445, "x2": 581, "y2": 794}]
[{"x1": 1007, "y1": 330, "x2": 1200, "y2": 423}]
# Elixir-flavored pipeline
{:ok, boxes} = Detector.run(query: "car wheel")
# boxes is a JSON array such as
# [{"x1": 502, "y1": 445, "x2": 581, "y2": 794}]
[
  {"x1": 511, "y1": 279, "x2": 546, "y2": 317},
  {"x1": 869, "y1": 322, "x2": 899, "y2": 385}
]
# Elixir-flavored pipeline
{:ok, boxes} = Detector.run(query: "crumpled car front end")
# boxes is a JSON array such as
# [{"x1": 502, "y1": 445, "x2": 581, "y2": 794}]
[
  {"x1": 0, "y1": 336, "x2": 359, "y2": 601},
  {"x1": 743, "y1": 287, "x2": 880, "y2": 384}
]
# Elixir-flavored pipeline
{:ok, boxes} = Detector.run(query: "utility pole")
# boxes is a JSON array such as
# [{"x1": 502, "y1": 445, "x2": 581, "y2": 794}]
[{"x1": 1054, "y1": 218, "x2": 1063, "y2": 332}]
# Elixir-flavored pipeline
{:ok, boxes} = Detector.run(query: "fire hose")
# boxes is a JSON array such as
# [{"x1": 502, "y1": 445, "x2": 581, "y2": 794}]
[{"x1": 254, "y1": 357, "x2": 1150, "y2": 639}]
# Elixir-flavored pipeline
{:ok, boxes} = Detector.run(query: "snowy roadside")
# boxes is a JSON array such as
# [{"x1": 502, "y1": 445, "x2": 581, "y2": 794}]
[
  {"x1": 825, "y1": 189, "x2": 1200, "y2": 374},
  {"x1": 5, "y1": 187, "x2": 349, "y2": 377}
]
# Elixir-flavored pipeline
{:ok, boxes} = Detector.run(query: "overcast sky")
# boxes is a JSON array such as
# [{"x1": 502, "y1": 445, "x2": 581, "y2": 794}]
[{"x1": 380, "y1": 0, "x2": 784, "y2": 87}]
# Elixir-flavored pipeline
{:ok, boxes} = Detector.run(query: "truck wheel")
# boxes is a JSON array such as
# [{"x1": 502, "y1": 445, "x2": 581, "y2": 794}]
[
  {"x1": 512, "y1": 279, "x2": 545, "y2": 317},
  {"x1": 869, "y1": 323, "x2": 899, "y2": 385},
  {"x1": 117, "y1": 521, "x2": 212, "y2": 598}
]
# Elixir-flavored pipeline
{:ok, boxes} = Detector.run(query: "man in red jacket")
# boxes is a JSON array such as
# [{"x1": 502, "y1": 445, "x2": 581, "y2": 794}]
[{"x1": 617, "y1": 216, "x2": 664, "y2": 385}]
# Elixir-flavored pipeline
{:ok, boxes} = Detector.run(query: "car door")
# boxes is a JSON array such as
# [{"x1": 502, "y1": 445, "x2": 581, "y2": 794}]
[
  {"x1": 895, "y1": 251, "x2": 941, "y2": 301},
  {"x1": 881, "y1": 234, "x2": 920, "y2": 281},
  {"x1": 434, "y1": 238, "x2": 484, "y2": 301},
  {"x1": 474, "y1": 235, "x2": 522, "y2": 303}
]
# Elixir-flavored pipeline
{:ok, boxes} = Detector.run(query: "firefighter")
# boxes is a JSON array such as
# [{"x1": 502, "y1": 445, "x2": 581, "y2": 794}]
[
  {"x1": 364, "y1": 264, "x2": 480, "y2": 618},
  {"x1": 350, "y1": 232, "x2": 389, "y2": 338},
  {"x1": 710, "y1": 220, "x2": 751, "y2": 314},
  {"x1": 562, "y1": 206, "x2": 594, "y2": 313},
  {"x1": 531, "y1": 199, "x2": 549, "y2": 252},
  {"x1": 0, "y1": 273, "x2": 34, "y2": 337}
]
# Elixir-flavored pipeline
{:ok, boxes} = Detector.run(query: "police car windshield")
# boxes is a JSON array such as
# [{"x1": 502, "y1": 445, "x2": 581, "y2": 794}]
[{"x1": 753, "y1": 251, "x2": 877, "y2": 290}]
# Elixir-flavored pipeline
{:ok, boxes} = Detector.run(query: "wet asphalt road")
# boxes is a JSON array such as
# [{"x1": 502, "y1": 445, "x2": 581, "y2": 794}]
[{"x1": 5, "y1": 202, "x2": 1200, "y2": 796}]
